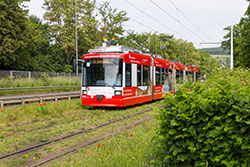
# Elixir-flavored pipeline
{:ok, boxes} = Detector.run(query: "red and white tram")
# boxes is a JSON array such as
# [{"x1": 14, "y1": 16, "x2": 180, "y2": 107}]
[{"x1": 81, "y1": 45, "x2": 200, "y2": 107}]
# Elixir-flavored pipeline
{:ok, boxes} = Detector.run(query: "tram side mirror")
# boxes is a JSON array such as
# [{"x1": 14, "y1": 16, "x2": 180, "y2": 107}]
[{"x1": 83, "y1": 62, "x2": 91, "y2": 67}]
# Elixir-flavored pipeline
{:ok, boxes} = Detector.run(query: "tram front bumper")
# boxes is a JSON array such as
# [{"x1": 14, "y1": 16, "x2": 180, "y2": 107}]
[{"x1": 81, "y1": 95, "x2": 124, "y2": 107}]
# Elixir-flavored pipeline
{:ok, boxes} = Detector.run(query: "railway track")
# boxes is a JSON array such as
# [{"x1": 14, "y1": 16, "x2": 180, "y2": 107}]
[
  {"x1": 1, "y1": 109, "x2": 112, "y2": 136},
  {"x1": 0, "y1": 108, "x2": 155, "y2": 161},
  {"x1": 0, "y1": 91, "x2": 81, "y2": 108},
  {"x1": 31, "y1": 117, "x2": 153, "y2": 167}
]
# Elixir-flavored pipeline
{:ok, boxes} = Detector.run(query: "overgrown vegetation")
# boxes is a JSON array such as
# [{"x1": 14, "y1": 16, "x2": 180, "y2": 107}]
[
  {"x1": 153, "y1": 68, "x2": 250, "y2": 166},
  {"x1": 0, "y1": 100, "x2": 159, "y2": 166}
]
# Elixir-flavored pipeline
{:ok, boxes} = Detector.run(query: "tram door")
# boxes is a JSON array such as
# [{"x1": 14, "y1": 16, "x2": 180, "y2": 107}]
[{"x1": 136, "y1": 64, "x2": 151, "y2": 96}]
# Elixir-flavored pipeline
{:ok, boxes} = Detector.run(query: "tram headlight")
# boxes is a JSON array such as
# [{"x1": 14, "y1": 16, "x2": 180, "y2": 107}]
[
  {"x1": 82, "y1": 90, "x2": 88, "y2": 95},
  {"x1": 114, "y1": 90, "x2": 122, "y2": 96}
]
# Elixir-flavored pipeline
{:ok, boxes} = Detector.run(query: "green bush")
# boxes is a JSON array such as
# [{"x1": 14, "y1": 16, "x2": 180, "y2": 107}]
[{"x1": 153, "y1": 69, "x2": 250, "y2": 167}]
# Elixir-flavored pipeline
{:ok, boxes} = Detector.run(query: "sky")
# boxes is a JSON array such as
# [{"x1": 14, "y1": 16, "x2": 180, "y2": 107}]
[{"x1": 24, "y1": 0, "x2": 249, "y2": 49}]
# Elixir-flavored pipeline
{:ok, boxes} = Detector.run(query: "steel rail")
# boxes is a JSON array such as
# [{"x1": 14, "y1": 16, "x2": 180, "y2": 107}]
[
  {"x1": 0, "y1": 108, "x2": 155, "y2": 160},
  {"x1": 30, "y1": 117, "x2": 153, "y2": 167}
]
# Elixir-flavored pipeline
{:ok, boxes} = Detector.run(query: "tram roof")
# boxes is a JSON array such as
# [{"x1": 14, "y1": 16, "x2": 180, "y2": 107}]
[{"x1": 88, "y1": 45, "x2": 142, "y2": 54}]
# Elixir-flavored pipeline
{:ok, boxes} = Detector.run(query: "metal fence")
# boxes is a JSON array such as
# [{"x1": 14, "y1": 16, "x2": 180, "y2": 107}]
[{"x1": 0, "y1": 70, "x2": 80, "y2": 79}]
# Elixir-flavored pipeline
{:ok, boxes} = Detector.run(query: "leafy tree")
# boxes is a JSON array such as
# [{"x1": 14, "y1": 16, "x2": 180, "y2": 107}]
[
  {"x1": 78, "y1": 0, "x2": 99, "y2": 54},
  {"x1": 43, "y1": 0, "x2": 77, "y2": 65},
  {"x1": 0, "y1": 0, "x2": 30, "y2": 70},
  {"x1": 25, "y1": 15, "x2": 66, "y2": 72},
  {"x1": 98, "y1": 1, "x2": 129, "y2": 40},
  {"x1": 119, "y1": 31, "x2": 153, "y2": 52},
  {"x1": 43, "y1": 0, "x2": 101, "y2": 67},
  {"x1": 199, "y1": 51, "x2": 218, "y2": 75}
]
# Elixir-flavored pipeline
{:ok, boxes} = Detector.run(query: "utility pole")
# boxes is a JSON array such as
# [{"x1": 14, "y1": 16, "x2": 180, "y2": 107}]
[
  {"x1": 75, "y1": 0, "x2": 79, "y2": 85},
  {"x1": 155, "y1": 31, "x2": 158, "y2": 55},
  {"x1": 209, "y1": 57, "x2": 211, "y2": 73},
  {"x1": 185, "y1": 45, "x2": 188, "y2": 65},
  {"x1": 231, "y1": 26, "x2": 234, "y2": 70},
  {"x1": 184, "y1": 45, "x2": 188, "y2": 83}
]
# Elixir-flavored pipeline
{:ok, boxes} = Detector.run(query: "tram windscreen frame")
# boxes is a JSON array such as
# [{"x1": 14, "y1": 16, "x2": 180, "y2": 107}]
[{"x1": 82, "y1": 58, "x2": 123, "y2": 87}]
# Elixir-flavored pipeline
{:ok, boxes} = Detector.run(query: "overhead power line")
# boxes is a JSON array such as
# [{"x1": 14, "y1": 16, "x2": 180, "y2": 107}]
[
  {"x1": 96, "y1": 1, "x2": 166, "y2": 36},
  {"x1": 150, "y1": 0, "x2": 205, "y2": 42},
  {"x1": 130, "y1": 18, "x2": 156, "y2": 31},
  {"x1": 96, "y1": 1, "x2": 158, "y2": 33},
  {"x1": 167, "y1": 0, "x2": 213, "y2": 41},
  {"x1": 124, "y1": 0, "x2": 186, "y2": 38}
]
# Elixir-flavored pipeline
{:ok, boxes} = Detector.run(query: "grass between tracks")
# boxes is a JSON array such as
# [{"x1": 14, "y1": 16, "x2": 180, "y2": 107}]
[
  {"x1": 0, "y1": 99, "x2": 160, "y2": 167},
  {"x1": 47, "y1": 119, "x2": 158, "y2": 167}
]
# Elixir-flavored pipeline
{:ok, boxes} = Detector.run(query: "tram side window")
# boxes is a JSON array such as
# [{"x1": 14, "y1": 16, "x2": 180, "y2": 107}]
[
  {"x1": 156, "y1": 67, "x2": 161, "y2": 85},
  {"x1": 168, "y1": 69, "x2": 172, "y2": 75},
  {"x1": 176, "y1": 70, "x2": 180, "y2": 84},
  {"x1": 161, "y1": 68, "x2": 166, "y2": 85},
  {"x1": 179, "y1": 70, "x2": 183, "y2": 84},
  {"x1": 125, "y1": 63, "x2": 132, "y2": 87},
  {"x1": 137, "y1": 65, "x2": 142, "y2": 86},
  {"x1": 168, "y1": 69, "x2": 173, "y2": 79},
  {"x1": 196, "y1": 72, "x2": 200, "y2": 81},
  {"x1": 188, "y1": 72, "x2": 193, "y2": 82},
  {"x1": 143, "y1": 65, "x2": 150, "y2": 86},
  {"x1": 185, "y1": 71, "x2": 189, "y2": 81}
]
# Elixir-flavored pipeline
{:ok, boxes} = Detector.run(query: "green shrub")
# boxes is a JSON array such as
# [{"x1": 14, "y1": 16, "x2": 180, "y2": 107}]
[{"x1": 153, "y1": 69, "x2": 250, "y2": 167}]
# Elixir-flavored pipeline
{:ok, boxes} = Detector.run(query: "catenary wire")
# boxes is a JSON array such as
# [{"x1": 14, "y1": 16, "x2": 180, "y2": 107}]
[
  {"x1": 167, "y1": 0, "x2": 213, "y2": 41},
  {"x1": 150, "y1": 0, "x2": 205, "y2": 42},
  {"x1": 130, "y1": 18, "x2": 156, "y2": 31},
  {"x1": 124, "y1": 0, "x2": 186, "y2": 38},
  {"x1": 96, "y1": 1, "x2": 161, "y2": 35}
]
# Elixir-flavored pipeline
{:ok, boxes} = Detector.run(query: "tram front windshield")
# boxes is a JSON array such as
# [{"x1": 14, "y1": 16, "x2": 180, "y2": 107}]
[{"x1": 83, "y1": 58, "x2": 123, "y2": 87}]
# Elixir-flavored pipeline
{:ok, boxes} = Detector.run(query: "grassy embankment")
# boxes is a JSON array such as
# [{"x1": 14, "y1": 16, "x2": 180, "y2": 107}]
[
  {"x1": 0, "y1": 99, "x2": 159, "y2": 167},
  {"x1": 0, "y1": 76, "x2": 79, "y2": 96}
]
